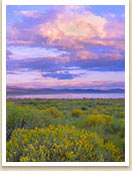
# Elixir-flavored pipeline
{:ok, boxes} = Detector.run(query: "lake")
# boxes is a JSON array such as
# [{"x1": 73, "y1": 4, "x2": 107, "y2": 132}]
[{"x1": 7, "y1": 93, "x2": 125, "y2": 99}]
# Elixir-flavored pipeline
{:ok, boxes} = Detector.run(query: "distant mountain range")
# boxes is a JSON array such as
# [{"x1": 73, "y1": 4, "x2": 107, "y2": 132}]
[{"x1": 7, "y1": 86, "x2": 125, "y2": 95}]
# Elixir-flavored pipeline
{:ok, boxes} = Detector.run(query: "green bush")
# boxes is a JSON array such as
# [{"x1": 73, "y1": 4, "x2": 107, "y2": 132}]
[
  {"x1": 44, "y1": 107, "x2": 63, "y2": 118},
  {"x1": 6, "y1": 102, "x2": 25, "y2": 139},
  {"x1": 29, "y1": 99, "x2": 39, "y2": 105},
  {"x1": 35, "y1": 104, "x2": 45, "y2": 110},
  {"x1": 6, "y1": 102, "x2": 44, "y2": 139},
  {"x1": 72, "y1": 110, "x2": 83, "y2": 117},
  {"x1": 106, "y1": 118, "x2": 125, "y2": 137},
  {"x1": 81, "y1": 106, "x2": 87, "y2": 110}
]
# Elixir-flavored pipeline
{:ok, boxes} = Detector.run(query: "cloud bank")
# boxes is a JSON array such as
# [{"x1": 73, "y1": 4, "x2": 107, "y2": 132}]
[{"x1": 6, "y1": 5, "x2": 125, "y2": 89}]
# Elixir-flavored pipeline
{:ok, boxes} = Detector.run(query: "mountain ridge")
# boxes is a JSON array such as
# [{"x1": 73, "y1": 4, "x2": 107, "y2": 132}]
[{"x1": 7, "y1": 86, "x2": 125, "y2": 95}]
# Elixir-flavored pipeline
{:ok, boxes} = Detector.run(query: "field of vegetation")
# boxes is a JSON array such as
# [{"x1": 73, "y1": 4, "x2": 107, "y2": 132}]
[{"x1": 6, "y1": 98, "x2": 125, "y2": 162}]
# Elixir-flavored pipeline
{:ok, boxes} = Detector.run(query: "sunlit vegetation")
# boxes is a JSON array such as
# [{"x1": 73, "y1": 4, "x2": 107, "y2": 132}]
[
  {"x1": 6, "y1": 98, "x2": 125, "y2": 162},
  {"x1": 72, "y1": 109, "x2": 83, "y2": 117}
]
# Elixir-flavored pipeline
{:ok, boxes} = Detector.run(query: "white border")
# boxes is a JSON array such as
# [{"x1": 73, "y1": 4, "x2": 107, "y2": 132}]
[
  {"x1": 2, "y1": 0, "x2": 129, "y2": 167},
  {"x1": 3, "y1": 0, "x2": 128, "y2": 5}
]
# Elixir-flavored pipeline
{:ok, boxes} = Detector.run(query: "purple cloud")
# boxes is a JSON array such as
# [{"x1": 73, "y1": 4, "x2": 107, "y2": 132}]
[{"x1": 42, "y1": 71, "x2": 82, "y2": 80}]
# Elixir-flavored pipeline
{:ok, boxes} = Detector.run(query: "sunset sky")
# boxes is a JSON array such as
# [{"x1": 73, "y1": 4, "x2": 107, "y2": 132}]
[{"x1": 6, "y1": 5, "x2": 125, "y2": 90}]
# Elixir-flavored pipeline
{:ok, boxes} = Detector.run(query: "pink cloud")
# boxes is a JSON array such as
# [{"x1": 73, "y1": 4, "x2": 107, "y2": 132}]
[
  {"x1": 38, "y1": 8, "x2": 107, "y2": 43},
  {"x1": 36, "y1": 7, "x2": 124, "y2": 53},
  {"x1": 76, "y1": 50, "x2": 98, "y2": 60},
  {"x1": 7, "y1": 40, "x2": 34, "y2": 45},
  {"x1": 105, "y1": 18, "x2": 124, "y2": 39},
  {"x1": 6, "y1": 5, "x2": 125, "y2": 76},
  {"x1": 7, "y1": 72, "x2": 124, "y2": 90},
  {"x1": 105, "y1": 53, "x2": 123, "y2": 60},
  {"x1": 50, "y1": 56, "x2": 70, "y2": 62},
  {"x1": 7, "y1": 26, "x2": 20, "y2": 39},
  {"x1": 7, "y1": 6, "x2": 125, "y2": 53}
]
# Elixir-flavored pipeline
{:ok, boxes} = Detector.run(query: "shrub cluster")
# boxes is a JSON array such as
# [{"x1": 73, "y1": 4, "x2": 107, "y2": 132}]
[
  {"x1": 6, "y1": 98, "x2": 125, "y2": 162},
  {"x1": 6, "y1": 125, "x2": 123, "y2": 162},
  {"x1": 72, "y1": 110, "x2": 83, "y2": 117},
  {"x1": 6, "y1": 103, "x2": 63, "y2": 139},
  {"x1": 87, "y1": 114, "x2": 112, "y2": 127}
]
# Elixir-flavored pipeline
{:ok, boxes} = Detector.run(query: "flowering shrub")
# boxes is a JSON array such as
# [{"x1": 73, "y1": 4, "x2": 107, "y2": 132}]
[
  {"x1": 87, "y1": 114, "x2": 112, "y2": 127},
  {"x1": 6, "y1": 125, "x2": 123, "y2": 162},
  {"x1": 72, "y1": 110, "x2": 83, "y2": 117},
  {"x1": 43, "y1": 107, "x2": 63, "y2": 118}
]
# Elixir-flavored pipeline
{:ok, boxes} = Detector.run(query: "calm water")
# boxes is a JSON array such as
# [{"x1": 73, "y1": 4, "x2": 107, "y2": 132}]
[{"x1": 7, "y1": 93, "x2": 125, "y2": 99}]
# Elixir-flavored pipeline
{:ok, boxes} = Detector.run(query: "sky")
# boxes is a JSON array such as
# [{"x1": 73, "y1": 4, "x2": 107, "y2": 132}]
[{"x1": 6, "y1": 5, "x2": 125, "y2": 90}]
